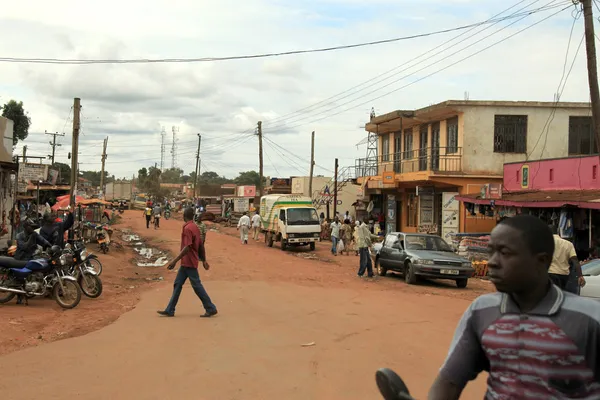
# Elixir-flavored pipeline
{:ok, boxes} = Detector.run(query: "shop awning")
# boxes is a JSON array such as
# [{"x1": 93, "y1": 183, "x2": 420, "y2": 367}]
[{"x1": 456, "y1": 190, "x2": 600, "y2": 210}]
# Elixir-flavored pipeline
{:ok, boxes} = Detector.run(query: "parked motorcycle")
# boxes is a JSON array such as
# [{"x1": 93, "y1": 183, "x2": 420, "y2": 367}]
[
  {"x1": 0, "y1": 246, "x2": 82, "y2": 309},
  {"x1": 65, "y1": 240, "x2": 103, "y2": 276},
  {"x1": 376, "y1": 369, "x2": 414, "y2": 400},
  {"x1": 95, "y1": 225, "x2": 111, "y2": 254},
  {"x1": 63, "y1": 243, "x2": 103, "y2": 298}
]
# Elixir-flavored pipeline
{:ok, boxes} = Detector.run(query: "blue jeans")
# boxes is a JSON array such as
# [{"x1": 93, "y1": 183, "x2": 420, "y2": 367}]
[
  {"x1": 331, "y1": 236, "x2": 339, "y2": 254},
  {"x1": 165, "y1": 267, "x2": 217, "y2": 315},
  {"x1": 358, "y1": 247, "x2": 374, "y2": 277}
]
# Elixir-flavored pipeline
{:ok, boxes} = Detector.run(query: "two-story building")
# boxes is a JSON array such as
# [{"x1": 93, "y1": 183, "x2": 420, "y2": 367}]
[
  {"x1": 0, "y1": 117, "x2": 17, "y2": 243},
  {"x1": 355, "y1": 100, "x2": 593, "y2": 241}
]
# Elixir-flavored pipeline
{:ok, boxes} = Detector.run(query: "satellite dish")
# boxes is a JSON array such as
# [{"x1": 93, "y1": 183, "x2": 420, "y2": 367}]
[{"x1": 367, "y1": 201, "x2": 374, "y2": 213}]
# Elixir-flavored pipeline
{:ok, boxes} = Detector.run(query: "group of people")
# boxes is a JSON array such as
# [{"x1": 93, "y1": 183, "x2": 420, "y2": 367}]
[
  {"x1": 13, "y1": 210, "x2": 74, "y2": 261},
  {"x1": 236, "y1": 211, "x2": 261, "y2": 244}
]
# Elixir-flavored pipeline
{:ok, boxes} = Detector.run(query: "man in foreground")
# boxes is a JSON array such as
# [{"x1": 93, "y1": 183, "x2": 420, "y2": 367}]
[
  {"x1": 157, "y1": 207, "x2": 217, "y2": 318},
  {"x1": 429, "y1": 215, "x2": 600, "y2": 399}
]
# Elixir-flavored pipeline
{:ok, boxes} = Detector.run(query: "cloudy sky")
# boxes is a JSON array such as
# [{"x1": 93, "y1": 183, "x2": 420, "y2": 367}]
[{"x1": 0, "y1": 0, "x2": 595, "y2": 180}]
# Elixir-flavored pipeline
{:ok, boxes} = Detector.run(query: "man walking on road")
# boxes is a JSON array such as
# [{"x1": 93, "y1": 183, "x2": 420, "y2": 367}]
[
  {"x1": 251, "y1": 211, "x2": 261, "y2": 242},
  {"x1": 143, "y1": 206, "x2": 153, "y2": 229},
  {"x1": 330, "y1": 216, "x2": 342, "y2": 256},
  {"x1": 548, "y1": 225, "x2": 585, "y2": 291},
  {"x1": 158, "y1": 207, "x2": 217, "y2": 318},
  {"x1": 153, "y1": 203, "x2": 162, "y2": 229},
  {"x1": 428, "y1": 215, "x2": 600, "y2": 399},
  {"x1": 357, "y1": 218, "x2": 380, "y2": 277},
  {"x1": 237, "y1": 212, "x2": 250, "y2": 244}
]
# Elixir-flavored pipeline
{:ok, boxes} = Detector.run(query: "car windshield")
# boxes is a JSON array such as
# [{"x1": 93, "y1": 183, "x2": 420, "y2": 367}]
[
  {"x1": 286, "y1": 208, "x2": 320, "y2": 225},
  {"x1": 404, "y1": 235, "x2": 453, "y2": 252},
  {"x1": 582, "y1": 260, "x2": 600, "y2": 276}
]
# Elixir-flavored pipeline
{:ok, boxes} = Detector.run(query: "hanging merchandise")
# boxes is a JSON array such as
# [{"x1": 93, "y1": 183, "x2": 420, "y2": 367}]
[
  {"x1": 551, "y1": 211, "x2": 558, "y2": 221},
  {"x1": 478, "y1": 204, "x2": 485, "y2": 215},
  {"x1": 559, "y1": 210, "x2": 573, "y2": 239}
]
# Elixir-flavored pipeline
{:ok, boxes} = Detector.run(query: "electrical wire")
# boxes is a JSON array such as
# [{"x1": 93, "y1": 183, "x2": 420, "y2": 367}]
[
  {"x1": 264, "y1": 2, "x2": 572, "y2": 134},
  {"x1": 263, "y1": 139, "x2": 305, "y2": 175},
  {"x1": 259, "y1": 0, "x2": 564, "y2": 128},
  {"x1": 0, "y1": 9, "x2": 565, "y2": 65},
  {"x1": 262, "y1": 142, "x2": 282, "y2": 176}
]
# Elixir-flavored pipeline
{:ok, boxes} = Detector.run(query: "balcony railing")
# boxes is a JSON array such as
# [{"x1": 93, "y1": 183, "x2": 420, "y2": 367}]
[{"x1": 355, "y1": 147, "x2": 463, "y2": 178}]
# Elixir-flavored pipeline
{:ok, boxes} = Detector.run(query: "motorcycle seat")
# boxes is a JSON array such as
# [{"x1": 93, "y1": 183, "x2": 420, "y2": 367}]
[{"x1": 0, "y1": 256, "x2": 28, "y2": 269}]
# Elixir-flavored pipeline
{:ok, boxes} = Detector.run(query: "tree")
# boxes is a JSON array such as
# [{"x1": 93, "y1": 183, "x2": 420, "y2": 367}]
[
  {"x1": 197, "y1": 171, "x2": 232, "y2": 185},
  {"x1": 1, "y1": 100, "x2": 31, "y2": 145},
  {"x1": 138, "y1": 168, "x2": 148, "y2": 186},
  {"x1": 234, "y1": 170, "x2": 265, "y2": 187},
  {"x1": 51, "y1": 162, "x2": 71, "y2": 184},
  {"x1": 80, "y1": 170, "x2": 109, "y2": 187},
  {"x1": 161, "y1": 167, "x2": 183, "y2": 183}
]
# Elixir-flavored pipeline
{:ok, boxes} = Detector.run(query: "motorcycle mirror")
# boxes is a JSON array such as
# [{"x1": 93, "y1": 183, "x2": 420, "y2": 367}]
[{"x1": 375, "y1": 368, "x2": 414, "y2": 400}]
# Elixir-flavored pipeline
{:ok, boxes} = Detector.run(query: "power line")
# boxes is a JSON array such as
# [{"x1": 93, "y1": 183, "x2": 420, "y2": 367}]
[
  {"x1": 264, "y1": 2, "x2": 572, "y2": 134},
  {"x1": 260, "y1": 0, "x2": 565, "y2": 128},
  {"x1": 0, "y1": 10, "x2": 564, "y2": 65}
]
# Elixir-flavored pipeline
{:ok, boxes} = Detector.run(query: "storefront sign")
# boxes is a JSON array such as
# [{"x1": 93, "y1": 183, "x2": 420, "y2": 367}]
[
  {"x1": 386, "y1": 194, "x2": 396, "y2": 234},
  {"x1": 17, "y1": 163, "x2": 48, "y2": 193},
  {"x1": 441, "y1": 191, "x2": 460, "y2": 241},
  {"x1": 233, "y1": 197, "x2": 249, "y2": 212},
  {"x1": 480, "y1": 184, "x2": 502, "y2": 199},
  {"x1": 418, "y1": 223, "x2": 438, "y2": 234},
  {"x1": 382, "y1": 171, "x2": 395, "y2": 184}
]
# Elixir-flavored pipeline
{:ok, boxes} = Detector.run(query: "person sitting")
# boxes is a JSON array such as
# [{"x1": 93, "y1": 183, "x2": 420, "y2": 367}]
[
  {"x1": 14, "y1": 218, "x2": 52, "y2": 261},
  {"x1": 39, "y1": 211, "x2": 74, "y2": 248}
]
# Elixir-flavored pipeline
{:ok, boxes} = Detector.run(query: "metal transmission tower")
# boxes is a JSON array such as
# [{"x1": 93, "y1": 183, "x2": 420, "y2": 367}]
[
  {"x1": 160, "y1": 127, "x2": 166, "y2": 170},
  {"x1": 363, "y1": 107, "x2": 379, "y2": 177},
  {"x1": 170, "y1": 126, "x2": 179, "y2": 168}
]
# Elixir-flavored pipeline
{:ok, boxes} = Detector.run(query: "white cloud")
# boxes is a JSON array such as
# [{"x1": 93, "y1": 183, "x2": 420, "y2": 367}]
[{"x1": 0, "y1": 0, "x2": 593, "y2": 180}]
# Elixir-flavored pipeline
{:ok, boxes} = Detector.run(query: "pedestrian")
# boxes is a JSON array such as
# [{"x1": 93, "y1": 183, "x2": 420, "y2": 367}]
[
  {"x1": 353, "y1": 221, "x2": 360, "y2": 256},
  {"x1": 548, "y1": 225, "x2": 585, "y2": 291},
  {"x1": 143, "y1": 206, "x2": 153, "y2": 229},
  {"x1": 237, "y1": 211, "x2": 250, "y2": 244},
  {"x1": 428, "y1": 215, "x2": 600, "y2": 399},
  {"x1": 330, "y1": 216, "x2": 342, "y2": 256},
  {"x1": 357, "y1": 218, "x2": 380, "y2": 277},
  {"x1": 157, "y1": 207, "x2": 217, "y2": 318},
  {"x1": 251, "y1": 210, "x2": 261, "y2": 241},
  {"x1": 340, "y1": 219, "x2": 353, "y2": 255},
  {"x1": 153, "y1": 203, "x2": 162, "y2": 229}
]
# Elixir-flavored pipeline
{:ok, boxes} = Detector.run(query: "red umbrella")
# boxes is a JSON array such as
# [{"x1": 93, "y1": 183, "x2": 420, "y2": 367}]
[{"x1": 51, "y1": 195, "x2": 84, "y2": 211}]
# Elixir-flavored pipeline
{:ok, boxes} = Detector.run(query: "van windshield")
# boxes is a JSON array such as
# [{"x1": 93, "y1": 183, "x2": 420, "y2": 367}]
[{"x1": 287, "y1": 208, "x2": 320, "y2": 225}]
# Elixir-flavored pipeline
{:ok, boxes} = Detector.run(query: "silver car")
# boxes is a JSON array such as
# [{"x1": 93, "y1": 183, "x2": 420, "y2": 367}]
[{"x1": 373, "y1": 232, "x2": 475, "y2": 288}]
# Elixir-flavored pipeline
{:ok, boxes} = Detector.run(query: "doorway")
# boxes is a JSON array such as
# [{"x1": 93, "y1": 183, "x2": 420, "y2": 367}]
[{"x1": 431, "y1": 122, "x2": 440, "y2": 171}]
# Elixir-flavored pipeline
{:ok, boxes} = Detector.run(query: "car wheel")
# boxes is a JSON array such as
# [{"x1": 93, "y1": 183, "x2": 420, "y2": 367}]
[
  {"x1": 267, "y1": 233, "x2": 274, "y2": 247},
  {"x1": 456, "y1": 279, "x2": 468, "y2": 289},
  {"x1": 309, "y1": 242, "x2": 316, "y2": 251},
  {"x1": 281, "y1": 239, "x2": 287, "y2": 251},
  {"x1": 405, "y1": 262, "x2": 417, "y2": 285},
  {"x1": 376, "y1": 258, "x2": 387, "y2": 276}
]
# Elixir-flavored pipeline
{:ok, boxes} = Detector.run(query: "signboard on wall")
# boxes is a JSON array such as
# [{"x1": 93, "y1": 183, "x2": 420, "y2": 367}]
[
  {"x1": 480, "y1": 184, "x2": 502, "y2": 199},
  {"x1": 236, "y1": 185, "x2": 256, "y2": 197},
  {"x1": 233, "y1": 197, "x2": 250, "y2": 212},
  {"x1": 18, "y1": 163, "x2": 48, "y2": 193},
  {"x1": 441, "y1": 192, "x2": 460, "y2": 243},
  {"x1": 48, "y1": 169, "x2": 59, "y2": 185},
  {"x1": 386, "y1": 194, "x2": 396, "y2": 235},
  {"x1": 382, "y1": 171, "x2": 395, "y2": 185}
]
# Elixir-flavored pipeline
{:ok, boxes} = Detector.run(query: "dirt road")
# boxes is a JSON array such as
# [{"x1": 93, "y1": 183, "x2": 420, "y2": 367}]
[{"x1": 0, "y1": 211, "x2": 488, "y2": 399}]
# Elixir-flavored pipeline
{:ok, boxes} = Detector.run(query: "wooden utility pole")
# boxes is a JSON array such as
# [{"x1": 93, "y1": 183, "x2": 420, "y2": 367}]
[
  {"x1": 257, "y1": 121, "x2": 264, "y2": 197},
  {"x1": 309, "y1": 131, "x2": 315, "y2": 198},
  {"x1": 194, "y1": 133, "x2": 201, "y2": 197},
  {"x1": 46, "y1": 130, "x2": 64, "y2": 165},
  {"x1": 22, "y1": 146, "x2": 27, "y2": 163},
  {"x1": 99, "y1": 137, "x2": 108, "y2": 198},
  {"x1": 582, "y1": 0, "x2": 600, "y2": 148},
  {"x1": 69, "y1": 98, "x2": 81, "y2": 210},
  {"x1": 333, "y1": 158, "x2": 339, "y2": 217}
]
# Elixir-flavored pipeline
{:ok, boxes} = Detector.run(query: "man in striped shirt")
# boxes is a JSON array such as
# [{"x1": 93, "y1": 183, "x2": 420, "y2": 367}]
[{"x1": 429, "y1": 215, "x2": 600, "y2": 399}]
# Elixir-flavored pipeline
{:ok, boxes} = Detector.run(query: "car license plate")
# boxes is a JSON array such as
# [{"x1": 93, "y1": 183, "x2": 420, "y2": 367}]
[{"x1": 440, "y1": 269, "x2": 459, "y2": 275}]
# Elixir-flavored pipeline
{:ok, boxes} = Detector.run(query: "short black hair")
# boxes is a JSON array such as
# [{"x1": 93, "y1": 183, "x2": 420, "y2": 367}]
[
  {"x1": 498, "y1": 215, "x2": 555, "y2": 257},
  {"x1": 183, "y1": 207, "x2": 194, "y2": 221}
]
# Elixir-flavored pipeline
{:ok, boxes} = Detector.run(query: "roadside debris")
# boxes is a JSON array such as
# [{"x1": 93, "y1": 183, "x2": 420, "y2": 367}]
[{"x1": 121, "y1": 229, "x2": 170, "y2": 267}]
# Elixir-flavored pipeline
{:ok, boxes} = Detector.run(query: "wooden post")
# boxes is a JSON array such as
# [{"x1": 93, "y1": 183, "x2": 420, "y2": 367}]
[
  {"x1": 100, "y1": 137, "x2": 108, "y2": 198},
  {"x1": 333, "y1": 158, "x2": 339, "y2": 217},
  {"x1": 257, "y1": 121, "x2": 264, "y2": 197},
  {"x1": 69, "y1": 98, "x2": 81, "y2": 210},
  {"x1": 194, "y1": 133, "x2": 201, "y2": 197},
  {"x1": 582, "y1": 0, "x2": 600, "y2": 149},
  {"x1": 309, "y1": 131, "x2": 315, "y2": 198}
]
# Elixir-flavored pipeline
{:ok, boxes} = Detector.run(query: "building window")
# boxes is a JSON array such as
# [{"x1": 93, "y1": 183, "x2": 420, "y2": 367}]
[
  {"x1": 447, "y1": 117, "x2": 459, "y2": 154},
  {"x1": 516, "y1": 169, "x2": 520, "y2": 184},
  {"x1": 403, "y1": 129, "x2": 413, "y2": 159},
  {"x1": 568, "y1": 116, "x2": 596, "y2": 155},
  {"x1": 493, "y1": 115, "x2": 527, "y2": 153},
  {"x1": 382, "y1": 134, "x2": 390, "y2": 162},
  {"x1": 549, "y1": 168, "x2": 554, "y2": 183},
  {"x1": 407, "y1": 193, "x2": 418, "y2": 227},
  {"x1": 594, "y1": 165, "x2": 598, "y2": 180}
]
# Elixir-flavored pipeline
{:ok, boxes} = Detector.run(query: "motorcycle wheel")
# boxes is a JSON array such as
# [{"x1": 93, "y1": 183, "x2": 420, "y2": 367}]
[
  {"x1": 85, "y1": 258, "x2": 103, "y2": 276},
  {"x1": 78, "y1": 273, "x2": 103, "y2": 298},
  {"x1": 0, "y1": 291, "x2": 16, "y2": 304},
  {"x1": 53, "y1": 280, "x2": 82, "y2": 309}
]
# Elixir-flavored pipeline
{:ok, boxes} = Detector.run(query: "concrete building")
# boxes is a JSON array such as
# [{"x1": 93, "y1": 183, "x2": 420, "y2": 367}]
[
  {"x1": 292, "y1": 176, "x2": 362, "y2": 219},
  {"x1": 0, "y1": 117, "x2": 17, "y2": 243},
  {"x1": 355, "y1": 100, "x2": 593, "y2": 240}
]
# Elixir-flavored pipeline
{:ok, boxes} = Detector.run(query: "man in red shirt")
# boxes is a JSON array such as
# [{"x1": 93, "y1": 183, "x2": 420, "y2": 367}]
[{"x1": 157, "y1": 207, "x2": 217, "y2": 318}]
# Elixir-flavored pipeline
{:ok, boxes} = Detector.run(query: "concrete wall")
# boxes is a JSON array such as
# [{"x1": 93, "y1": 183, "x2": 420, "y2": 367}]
[
  {"x1": 0, "y1": 117, "x2": 14, "y2": 164},
  {"x1": 291, "y1": 176, "x2": 362, "y2": 218},
  {"x1": 460, "y1": 105, "x2": 592, "y2": 175},
  {"x1": 503, "y1": 156, "x2": 600, "y2": 192}
]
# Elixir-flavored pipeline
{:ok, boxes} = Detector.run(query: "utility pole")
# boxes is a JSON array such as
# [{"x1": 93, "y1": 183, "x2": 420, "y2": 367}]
[
  {"x1": 69, "y1": 98, "x2": 81, "y2": 211},
  {"x1": 309, "y1": 131, "x2": 315, "y2": 198},
  {"x1": 22, "y1": 146, "x2": 27, "y2": 163},
  {"x1": 194, "y1": 134, "x2": 201, "y2": 197},
  {"x1": 257, "y1": 121, "x2": 264, "y2": 197},
  {"x1": 581, "y1": 0, "x2": 600, "y2": 148},
  {"x1": 100, "y1": 137, "x2": 108, "y2": 198},
  {"x1": 46, "y1": 130, "x2": 64, "y2": 165},
  {"x1": 333, "y1": 158, "x2": 339, "y2": 217}
]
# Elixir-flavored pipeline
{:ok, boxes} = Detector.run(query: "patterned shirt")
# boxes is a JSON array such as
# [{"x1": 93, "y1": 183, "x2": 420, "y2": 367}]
[
  {"x1": 440, "y1": 283, "x2": 600, "y2": 398},
  {"x1": 194, "y1": 221, "x2": 207, "y2": 243}
]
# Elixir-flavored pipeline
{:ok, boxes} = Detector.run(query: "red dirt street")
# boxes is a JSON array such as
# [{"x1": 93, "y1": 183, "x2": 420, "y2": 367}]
[{"x1": 0, "y1": 211, "x2": 489, "y2": 399}]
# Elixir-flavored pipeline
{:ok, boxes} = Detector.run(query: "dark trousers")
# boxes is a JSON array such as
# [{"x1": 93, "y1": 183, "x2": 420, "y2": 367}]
[
  {"x1": 145, "y1": 215, "x2": 151, "y2": 228},
  {"x1": 358, "y1": 247, "x2": 374, "y2": 277},
  {"x1": 165, "y1": 267, "x2": 217, "y2": 315},
  {"x1": 549, "y1": 273, "x2": 569, "y2": 290}
]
